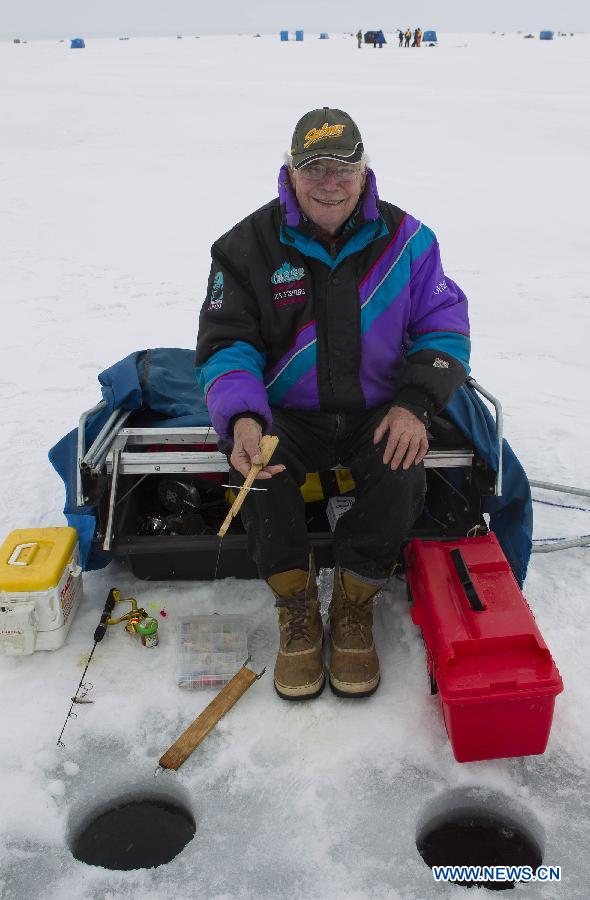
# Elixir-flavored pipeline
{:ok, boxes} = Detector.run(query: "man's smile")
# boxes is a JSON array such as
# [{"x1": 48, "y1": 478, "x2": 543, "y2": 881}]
[{"x1": 311, "y1": 197, "x2": 346, "y2": 206}]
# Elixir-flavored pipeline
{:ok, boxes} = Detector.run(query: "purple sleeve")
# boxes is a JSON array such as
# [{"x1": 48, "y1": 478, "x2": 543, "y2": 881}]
[
  {"x1": 206, "y1": 369, "x2": 272, "y2": 442},
  {"x1": 409, "y1": 238, "x2": 470, "y2": 338}
]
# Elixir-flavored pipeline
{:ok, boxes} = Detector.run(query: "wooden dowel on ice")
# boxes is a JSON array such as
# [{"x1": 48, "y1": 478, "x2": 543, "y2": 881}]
[{"x1": 158, "y1": 665, "x2": 259, "y2": 772}]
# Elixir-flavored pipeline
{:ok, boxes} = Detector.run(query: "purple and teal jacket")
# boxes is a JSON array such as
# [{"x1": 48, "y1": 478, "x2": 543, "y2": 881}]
[{"x1": 196, "y1": 166, "x2": 470, "y2": 441}]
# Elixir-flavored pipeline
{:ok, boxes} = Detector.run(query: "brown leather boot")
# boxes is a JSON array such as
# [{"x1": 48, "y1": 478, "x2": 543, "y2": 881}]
[
  {"x1": 328, "y1": 566, "x2": 381, "y2": 697},
  {"x1": 267, "y1": 559, "x2": 325, "y2": 700}
]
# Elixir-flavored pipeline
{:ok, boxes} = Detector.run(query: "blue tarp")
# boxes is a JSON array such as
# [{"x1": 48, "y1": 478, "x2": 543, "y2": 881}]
[
  {"x1": 49, "y1": 348, "x2": 532, "y2": 584},
  {"x1": 48, "y1": 348, "x2": 209, "y2": 571},
  {"x1": 70, "y1": 38, "x2": 85, "y2": 49},
  {"x1": 423, "y1": 31, "x2": 437, "y2": 42},
  {"x1": 444, "y1": 387, "x2": 532, "y2": 586}
]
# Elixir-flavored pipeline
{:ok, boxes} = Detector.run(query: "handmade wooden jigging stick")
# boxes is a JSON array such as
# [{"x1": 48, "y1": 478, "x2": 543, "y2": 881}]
[
  {"x1": 217, "y1": 434, "x2": 279, "y2": 537},
  {"x1": 156, "y1": 660, "x2": 264, "y2": 773}
]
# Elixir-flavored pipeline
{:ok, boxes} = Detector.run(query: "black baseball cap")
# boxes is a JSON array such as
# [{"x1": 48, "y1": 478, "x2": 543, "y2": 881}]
[{"x1": 291, "y1": 107, "x2": 364, "y2": 169}]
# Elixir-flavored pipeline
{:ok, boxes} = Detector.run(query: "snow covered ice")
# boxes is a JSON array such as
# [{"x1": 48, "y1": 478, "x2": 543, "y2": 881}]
[{"x1": 1, "y1": 31, "x2": 590, "y2": 898}]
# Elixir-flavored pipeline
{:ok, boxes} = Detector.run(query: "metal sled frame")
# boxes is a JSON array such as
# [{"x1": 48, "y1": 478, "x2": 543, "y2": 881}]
[{"x1": 77, "y1": 377, "x2": 503, "y2": 554}]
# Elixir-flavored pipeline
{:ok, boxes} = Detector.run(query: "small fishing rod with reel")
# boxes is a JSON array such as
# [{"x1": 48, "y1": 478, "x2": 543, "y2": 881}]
[{"x1": 57, "y1": 588, "x2": 159, "y2": 747}]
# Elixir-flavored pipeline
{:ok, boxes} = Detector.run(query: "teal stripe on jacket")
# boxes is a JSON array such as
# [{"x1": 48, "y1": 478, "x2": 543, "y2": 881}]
[
  {"x1": 265, "y1": 340, "x2": 317, "y2": 405},
  {"x1": 360, "y1": 224, "x2": 435, "y2": 334},
  {"x1": 409, "y1": 223, "x2": 436, "y2": 265},
  {"x1": 407, "y1": 331, "x2": 471, "y2": 371},
  {"x1": 196, "y1": 340, "x2": 267, "y2": 394},
  {"x1": 281, "y1": 218, "x2": 388, "y2": 270}
]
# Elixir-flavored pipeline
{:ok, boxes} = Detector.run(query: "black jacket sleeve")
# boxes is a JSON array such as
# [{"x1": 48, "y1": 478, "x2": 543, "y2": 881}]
[{"x1": 393, "y1": 350, "x2": 467, "y2": 426}]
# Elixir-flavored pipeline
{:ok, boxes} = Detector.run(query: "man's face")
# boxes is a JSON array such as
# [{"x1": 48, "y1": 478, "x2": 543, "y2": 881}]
[{"x1": 289, "y1": 160, "x2": 366, "y2": 238}]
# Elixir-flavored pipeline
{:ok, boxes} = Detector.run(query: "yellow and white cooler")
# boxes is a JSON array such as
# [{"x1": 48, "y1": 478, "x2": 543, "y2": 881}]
[{"x1": 0, "y1": 527, "x2": 83, "y2": 655}]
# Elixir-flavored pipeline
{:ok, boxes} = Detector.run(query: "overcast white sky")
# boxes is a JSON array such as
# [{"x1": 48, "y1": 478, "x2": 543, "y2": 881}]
[{"x1": 1, "y1": 0, "x2": 588, "y2": 40}]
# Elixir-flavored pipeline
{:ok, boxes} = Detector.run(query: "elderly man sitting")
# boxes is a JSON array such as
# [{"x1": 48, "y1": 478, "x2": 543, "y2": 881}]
[{"x1": 196, "y1": 108, "x2": 470, "y2": 701}]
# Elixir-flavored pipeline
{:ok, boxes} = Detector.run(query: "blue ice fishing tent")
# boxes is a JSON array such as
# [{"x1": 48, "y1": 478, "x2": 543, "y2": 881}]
[
  {"x1": 280, "y1": 30, "x2": 289, "y2": 41},
  {"x1": 423, "y1": 30, "x2": 437, "y2": 44},
  {"x1": 319, "y1": 33, "x2": 329, "y2": 39},
  {"x1": 295, "y1": 30, "x2": 304, "y2": 41},
  {"x1": 364, "y1": 31, "x2": 386, "y2": 44},
  {"x1": 70, "y1": 37, "x2": 85, "y2": 49},
  {"x1": 540, "y1": 30, "x2": 554, "y2": 40}
]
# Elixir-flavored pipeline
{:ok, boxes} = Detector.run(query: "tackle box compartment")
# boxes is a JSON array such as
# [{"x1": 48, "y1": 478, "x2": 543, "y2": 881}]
[
  {"x1": 105, "y1": 473, "x2": 337, "y2": 579},
  {"x1": 94, "y1": 414, "x2": 495, "y2": 581},
  {"x1": 102, "y1": 458, "x2": 491, "y2": 581},
  {"x1": 404, "y1": 533, "x2": 563, "y2": 762},
  {"x1": 176, "y1": 613, "x2": 249, "y2": 689}
]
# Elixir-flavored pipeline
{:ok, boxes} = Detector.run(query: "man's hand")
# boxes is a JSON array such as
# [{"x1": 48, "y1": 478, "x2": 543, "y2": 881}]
[
  {"x1": 230, "y1": 417, "x2": 286, "y2": 480},
  {"x1": 373, "y1": 406, "x2": 429, "y2": 471}
]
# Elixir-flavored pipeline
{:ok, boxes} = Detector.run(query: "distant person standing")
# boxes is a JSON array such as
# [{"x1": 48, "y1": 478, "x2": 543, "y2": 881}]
[
  {"x1": 404, "y1": 28, "x2": 411, "y2": 47},
  {"x1": 377, "y1": 30, "x2": 384, "y2": 48},
  {"x1": 416, "y1": 28, "x2": 422, "y2": 46},
  {"x1": 398, "y1": 29, "x2": 404, "y2": 47},
  {"x1": 356, "y1": 29, "x2": 363, "y2": 49}
]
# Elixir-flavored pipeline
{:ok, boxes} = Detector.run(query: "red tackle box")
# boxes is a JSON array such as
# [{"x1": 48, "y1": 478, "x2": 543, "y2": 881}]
[{"x1": 404, "y1": 533, "x2": 563, "y2": 762}]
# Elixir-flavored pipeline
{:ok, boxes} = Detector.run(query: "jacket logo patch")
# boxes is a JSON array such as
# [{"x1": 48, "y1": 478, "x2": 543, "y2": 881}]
[
  {"x1": 433, "y1": 357, "x2": 449, "y2": 368},
  {"x1": 303, "y1": 123, "x2": 346, "y2": 149},
  {"x1": 272, "y1": 286, "x2": 307, "y2": 308},
  {"x1": 208, "y1": 271, "x2": 224, "y2": 310},
  {"x1": 271, "y1": 263, "x2": 307, "y2": 308},
  {"x1": 433, "y1": 280, "x2": 448, "y2": 295},
  {"x1": 271, "y1": 261, "x2": 305, "y2": 285}
]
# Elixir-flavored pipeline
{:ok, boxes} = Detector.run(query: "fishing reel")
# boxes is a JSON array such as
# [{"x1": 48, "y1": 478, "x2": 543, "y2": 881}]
[
  {"x1": 106, "y1": 589, "x2": 148, "y2": 632},
  {"x1": 106, "y1": 589, "x2": 159, "y2": 646},
  {"x1": 137, "y1": 479, "x2": 217, "y2": 536},
  {"x1": 157, "y1": 479, "x2": 201, "y2": 514}
]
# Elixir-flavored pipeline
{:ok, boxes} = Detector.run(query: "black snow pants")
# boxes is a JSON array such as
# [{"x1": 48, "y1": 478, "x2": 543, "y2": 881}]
[{"x1": 224, "y1": 405, "x2": 426, "y2": 582}]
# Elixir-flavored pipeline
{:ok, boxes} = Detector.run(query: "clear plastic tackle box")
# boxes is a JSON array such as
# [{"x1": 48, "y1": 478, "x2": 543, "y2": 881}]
[{"x1": 176, "y1": 613, "x2": 248, "y2": 689}]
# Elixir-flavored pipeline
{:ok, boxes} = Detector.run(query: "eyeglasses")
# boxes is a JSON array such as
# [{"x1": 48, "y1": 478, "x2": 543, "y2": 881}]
[{"x1": 298, "y1": 162, "x2": 363, "y2": 182}]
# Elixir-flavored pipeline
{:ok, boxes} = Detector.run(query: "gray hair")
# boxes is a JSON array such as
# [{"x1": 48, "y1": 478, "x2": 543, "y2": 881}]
[{"x1": 284, "y1": 152, "x2": 368, "y2": 170}]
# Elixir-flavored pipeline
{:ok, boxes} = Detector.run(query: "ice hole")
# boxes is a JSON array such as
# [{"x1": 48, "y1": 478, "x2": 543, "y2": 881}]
[
  {"x1": 416, "y1": 787, "x2": 544, "y2": 891},
  {"x1": 68, "y1": 783, "x2": 195, "y2": 870}
]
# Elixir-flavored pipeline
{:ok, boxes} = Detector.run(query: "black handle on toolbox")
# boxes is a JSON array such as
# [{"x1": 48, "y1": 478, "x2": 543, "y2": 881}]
[
  {"x1": 450, "y1": 549, "x2": 486, "y2": 611},
  {"x1": 93, "y1": 589, "x2": 118, "y2": 642}
]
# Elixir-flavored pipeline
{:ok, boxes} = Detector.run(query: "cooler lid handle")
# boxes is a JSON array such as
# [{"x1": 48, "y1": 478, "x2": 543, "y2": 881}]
[
  {"x1": 450, "y1": 548, "x2": 486, "y2": 611},
  {"x1": 7, "y1": 542, "x2": 39, "y2": 567}
]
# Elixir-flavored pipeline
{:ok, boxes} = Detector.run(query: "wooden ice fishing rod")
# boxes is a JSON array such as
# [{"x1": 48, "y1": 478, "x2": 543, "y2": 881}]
[
  {"x1": 212, "y1": 434, "x2": 278, "y2": 579},
  {"x1": 217, "y1": 434, "x2": 279, "y2": 537},
  {"x1": 155, "y1": 658, "x2": 265, "y2": 775}
]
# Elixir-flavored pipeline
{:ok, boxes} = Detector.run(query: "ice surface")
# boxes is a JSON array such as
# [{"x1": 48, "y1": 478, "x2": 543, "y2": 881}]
[{"x1": 1, "y1": 30, "x2": 590, "y2": 899}]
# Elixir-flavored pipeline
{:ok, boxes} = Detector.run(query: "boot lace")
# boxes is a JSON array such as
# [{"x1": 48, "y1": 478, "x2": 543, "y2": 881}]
[
  {"x1": 339, "y1": 600, "x2": 373, "y2": 642},
  {"x1": 275, "y1": 596, "x2": 311, "y2": 644}
]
